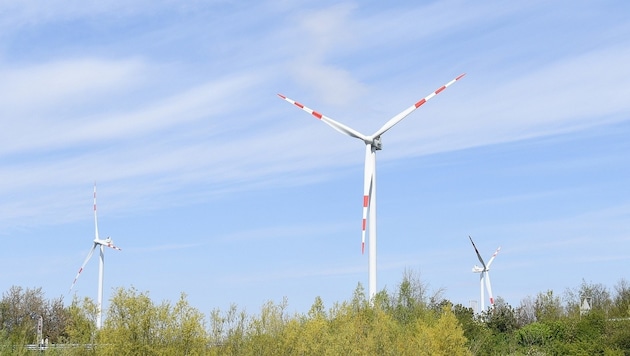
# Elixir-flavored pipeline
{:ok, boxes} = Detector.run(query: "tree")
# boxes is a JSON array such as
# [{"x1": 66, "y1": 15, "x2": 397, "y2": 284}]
[
  {"x1": 0, "y1": 286, "x2": 68, "y2": 345},
  {"x1": 534, "y1": 290, "x2": 563, "y2": 322},
  {"x1": 63, "y1": 296, "x2": 98, "y2": 355},
  {"x1": 242, "y1": 298, "x2": 289, "y2": 355},
  {"x1": 564, "y1": 279, "x2": 612, "y2": 316},
  {"x1": 484, "y1": 297, "x2": 517, "y2": 333},
  {"x1": 209, "y1": 303, "x2": 247, "y2": 354},
  {"x1": 611, "y1": 278, "x2": 630, "y2": 318},
  {"x1": 98, "y1": 287, "x2": 208, "y2": 355},
  {"x1": 391, "y1": 269, "x2": 428, "y2": 325},
  {"x1": 451, "y1": 302, "x2": 486, "y2": 347},
  {"x1": 426, "y1": 305, "x2": 471, "y2": 356},
  {"x1": 515, "y1": 295, "x2": 537, "y2": 327}
]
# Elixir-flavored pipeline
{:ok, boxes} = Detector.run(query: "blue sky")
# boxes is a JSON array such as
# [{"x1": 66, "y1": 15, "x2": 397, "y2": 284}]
[{"x1": 1, "y1": 0, "x2": 630, "y2": 317}]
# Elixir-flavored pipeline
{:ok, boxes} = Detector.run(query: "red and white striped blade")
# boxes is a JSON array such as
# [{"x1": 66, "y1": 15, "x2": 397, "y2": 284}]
[
  {"x1": 361, "y1": 145, "x2": 375, "y2": 254},
  {"x1": 277, "y1": 94, "x2": 368, "y2": 141},
  {"x1": 103, "y1": 238, "x2": 122, "y2": 251},
  {"x1": 372, "y1": 73, "x2": 466, "y2": 138},
  {"x1": 486, "y1": 246, "x2": 501, "y2": 268},
  {"x1": 485, "y1": 272, "x2": 494, "y2": 306},
  {"x1": 69, "y1": 243, "x2": 97, "y2": 292},
  {"x1": 93, "y1": 183, "x2": 99, "y2": 240}
]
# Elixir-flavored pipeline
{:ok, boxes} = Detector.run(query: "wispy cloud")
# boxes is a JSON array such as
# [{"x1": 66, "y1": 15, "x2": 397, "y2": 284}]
[{"x1": 1, "y1": 0, "x2": 630, "y2": 315}]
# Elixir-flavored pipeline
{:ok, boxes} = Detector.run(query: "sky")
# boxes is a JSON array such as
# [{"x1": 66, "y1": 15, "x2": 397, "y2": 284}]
[{"x1": 1, "y1": 0, "x2": 630, "y2": 318}]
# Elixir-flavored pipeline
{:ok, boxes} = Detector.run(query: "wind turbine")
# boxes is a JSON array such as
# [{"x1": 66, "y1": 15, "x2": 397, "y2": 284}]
[
  {"x1": 69, "y1": 184, "x2": 121, "y2": 329},
  {"x1": 278, "y1": 73, "x2": 465, "y2": 299},
  {"x1": 468, "y1": 236, "x2": 500, "y2": 313}
]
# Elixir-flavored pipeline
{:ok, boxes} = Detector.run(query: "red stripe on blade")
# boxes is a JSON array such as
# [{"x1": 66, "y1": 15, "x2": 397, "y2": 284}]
[{"x1": 415, "y1": 98, "x2": 426, "y2": 108}]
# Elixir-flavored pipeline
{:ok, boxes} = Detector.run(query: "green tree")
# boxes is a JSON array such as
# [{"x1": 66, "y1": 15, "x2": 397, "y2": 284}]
[
  {"x1": 210, "y1": 303, "x2": 247, "y2": 355},
  {"x1": 241, "y1": 298, "x2": 288, "y2": 355},
  {"x1": 280, "y1": 297, "x2": 330, "y2": 355},
  {"x1": 565, "y1": 279, "x2": 612, "y2": 317},
  {"x1": 98, "y1": 287, "x2": 207, "y2": 355},
  {"x1": 0, "y1": 286, "x2": 67, "y2": 345},
  {"x1": 516, "y1": 322, "x2": 552, "y2": 348},
  {"x1": 534, "y1": 290, "x2": 563, "y2": 322},
  {"x1": 451, "y1": 302, "x2": 486, "y2": 350},
  {"x1": 611, "y1": 278, "x2": 630, "y2": 318},
  {"x1": 426, "y1": 305, "x2": 471, "y2": 356},
  {"x1": 484, "y1": 297, "x2": 517, "y2": 334},
  {"x1": 63, "y1": 296, "x2": 98, "y2": 355}
]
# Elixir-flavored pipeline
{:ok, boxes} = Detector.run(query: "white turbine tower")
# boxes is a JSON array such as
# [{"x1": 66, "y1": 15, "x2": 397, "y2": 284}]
[
  {"x1": 469, "y1": 236, "x2": 500, "y2": 313},
  {"x1": 69, "y1": 184, "x2": 121, "y2": 329},
  {"x1": 278, "y1": 74, "x2": 465, "y2": 299}
]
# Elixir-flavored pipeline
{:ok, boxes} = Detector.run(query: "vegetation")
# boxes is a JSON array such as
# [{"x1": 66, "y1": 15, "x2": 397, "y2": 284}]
[{"x1": 1, "y1": 275, "x2": 630, "y2": 355}]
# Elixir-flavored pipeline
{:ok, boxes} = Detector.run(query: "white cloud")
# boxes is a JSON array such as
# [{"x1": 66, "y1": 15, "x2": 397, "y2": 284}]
[
  {"x1": 0, "y1": 58, "x2": 144, "y2": 112},
  {"x1": 0, "y1": 66, "x2": 262, "y2": 156}
]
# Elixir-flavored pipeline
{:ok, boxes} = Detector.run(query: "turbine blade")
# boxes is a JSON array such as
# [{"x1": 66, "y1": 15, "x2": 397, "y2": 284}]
[
  {"x1": 103, "y1": 238, "x2": 122, "y2": 251},
  {"x1": 361, "y1": 145, "x2": 375, "y2": 254},
  {"x1": 93, "y1": 183, "x2": 99, "y2": 240},
  {"x1": 277, "y1": 94, "x2": 369, "y2": 141},
  {"x1": 93, "y1": 185, "x2": 122, "y2": 251},
  {"x1": 69, "y1": 244, "x2": 97, "y2": 292},
  {"x1": 469, "y1": 236, "x2": 487, "y2": 270},
  {"x1": 485, "y1": 272, "x2": 494, "y2": 306},
  {"x1": 486, "y1": 246, "x2": 501, "y2": 268},
  {"x1": 372, "y1": 73, "x2": 466, "y2": 138}
]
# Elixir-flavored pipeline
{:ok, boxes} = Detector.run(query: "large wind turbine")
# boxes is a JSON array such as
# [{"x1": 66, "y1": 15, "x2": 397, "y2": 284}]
[
  {"x1": 469, "y1": 236, "x2": 500, "y2": 313},
  {"x1": 278, "y1": 74, "x2": 465, "y2": 299},
  {"x1": 69, "y1": 184, "x2": 122, "y2": 329}
]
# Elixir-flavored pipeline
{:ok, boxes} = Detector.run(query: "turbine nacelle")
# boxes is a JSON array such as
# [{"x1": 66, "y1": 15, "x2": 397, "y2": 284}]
[
  {"x1": 93, "y1": 237, "x2": 120, "y2": 248},
  {"x1": 472, "y1": 265, "x2": 485, "y2": 273}
]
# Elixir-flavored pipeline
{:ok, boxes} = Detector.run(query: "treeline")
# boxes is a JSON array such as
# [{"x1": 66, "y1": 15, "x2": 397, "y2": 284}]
[{"x1": 1, "y1": 272, "x2": 630, "y2": 355}]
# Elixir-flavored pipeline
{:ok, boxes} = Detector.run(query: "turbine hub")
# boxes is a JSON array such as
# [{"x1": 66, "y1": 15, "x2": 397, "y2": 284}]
[{"x1": 372, "y1": 136, "x2": 382, "y2": 150}]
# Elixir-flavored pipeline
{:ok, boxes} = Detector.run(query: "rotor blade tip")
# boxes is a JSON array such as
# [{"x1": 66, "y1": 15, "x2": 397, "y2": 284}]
[
  {"x1": 456, "y1": 73, "x2": 466, "y2": 80},
  {"x1": 277, "y1": 93, "x2": 286, "y2": 99}
]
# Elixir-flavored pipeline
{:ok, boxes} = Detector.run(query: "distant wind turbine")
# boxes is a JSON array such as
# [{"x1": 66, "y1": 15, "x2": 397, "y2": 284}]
[
  {"x1": 469, "y1": 236, "x2": 500, "y2": 313},
  {"x1": 69, "y1": 184, "x2": 122, "y2": 329},
  {"x1": 278, "y1": 74, "x2": 465, "y2": 299}
]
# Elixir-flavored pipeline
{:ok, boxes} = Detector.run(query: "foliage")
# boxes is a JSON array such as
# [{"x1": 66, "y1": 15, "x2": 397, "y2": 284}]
[
  {"x1": 565, "y1": 279, "x2": 612, "y2": 317},
  {"x1": 3, "y1": 274, "x2": 630, "y2": 355},
  {"x1": 483, "y1": 297, "x2": 517, "y2": 334},
  {"x1": 612, "y1": 278, "x2": 630, "y2": 318},
  {"x1": 0, "y1": 286, "x2": 69, "y2": 345},
  {"x1": 98, "y1": 287, "x2": 208, "y2": 356},
  {"x1": 535, "y1": 290, "x2": 563, "y2": 322},
  {"x1": 208, "y1": 280, "x2": 470, "y2": 355}
]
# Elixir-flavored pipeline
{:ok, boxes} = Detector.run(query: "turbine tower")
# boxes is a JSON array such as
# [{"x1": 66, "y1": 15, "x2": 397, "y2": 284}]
[
  {"x1": 278, "y1": 74, "x2": 465, "y2": 299},
  {"x1": 469, "y1": 236, "x2": 500, "y2": 313},
  {"x1": 70, "y1": 184, "x2": 122, "y2": 329}
]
